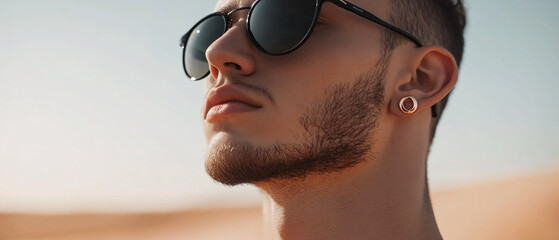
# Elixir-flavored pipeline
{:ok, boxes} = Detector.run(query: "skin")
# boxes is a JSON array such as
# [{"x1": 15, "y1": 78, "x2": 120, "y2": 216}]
[{"x1": 201, "y1": 0, "x2": 458, "y2": 239}]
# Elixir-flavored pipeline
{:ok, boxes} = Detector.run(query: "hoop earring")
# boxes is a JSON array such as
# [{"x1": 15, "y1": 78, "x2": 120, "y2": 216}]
[{"x1": 399, "y1": 96, "x2": 418, "y2": 114}]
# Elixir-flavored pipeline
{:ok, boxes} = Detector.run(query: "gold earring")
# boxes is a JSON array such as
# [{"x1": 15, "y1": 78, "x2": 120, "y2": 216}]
[{"x1": 399, "y1": 96, "x2": 418, "y2": 114}]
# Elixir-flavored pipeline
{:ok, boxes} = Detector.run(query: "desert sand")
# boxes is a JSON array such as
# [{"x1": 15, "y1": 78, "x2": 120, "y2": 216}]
[{"x1": 1, "y1": 170, "x2": 558, "y2": 240}]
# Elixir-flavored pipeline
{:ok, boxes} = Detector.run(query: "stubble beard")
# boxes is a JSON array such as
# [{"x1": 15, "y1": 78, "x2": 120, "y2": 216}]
[{"x1": 205, "y1": 59, "x2": 388, "y2": 186}]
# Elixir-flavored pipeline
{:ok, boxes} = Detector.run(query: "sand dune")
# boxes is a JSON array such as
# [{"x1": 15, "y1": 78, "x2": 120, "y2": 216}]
[{"x1": 1, "y1": 170, "x2": 558, "y2": 240}]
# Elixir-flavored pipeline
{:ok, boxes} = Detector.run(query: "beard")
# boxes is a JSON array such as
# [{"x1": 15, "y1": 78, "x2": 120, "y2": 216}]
[{"x1": 205, "y1": 58, "x2": 388, "y2": 186}]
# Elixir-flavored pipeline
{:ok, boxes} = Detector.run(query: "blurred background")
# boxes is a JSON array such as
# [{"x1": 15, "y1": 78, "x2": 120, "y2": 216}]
[{"x1": 0, "y1": 0, "x2": 558, "y2": 214}]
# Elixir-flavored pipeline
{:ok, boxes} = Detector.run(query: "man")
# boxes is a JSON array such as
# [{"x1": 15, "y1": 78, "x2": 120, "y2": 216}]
[{"x1": 180, "y1": 0, "x2": 465, "y2": 239}]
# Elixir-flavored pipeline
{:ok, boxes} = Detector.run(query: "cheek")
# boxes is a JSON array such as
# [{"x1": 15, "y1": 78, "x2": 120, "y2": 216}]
[
  {"x1": 260, "y1": 42, "x2": 371, "y2": 118},
  {"x1": 266, "y1": 46, "x2": 374, "y2": 111}
]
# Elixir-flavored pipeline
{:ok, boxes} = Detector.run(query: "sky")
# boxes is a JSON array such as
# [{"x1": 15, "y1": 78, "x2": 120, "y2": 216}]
[{"x1": 0, "y1": 0, "x2": 558, "y2": 213}]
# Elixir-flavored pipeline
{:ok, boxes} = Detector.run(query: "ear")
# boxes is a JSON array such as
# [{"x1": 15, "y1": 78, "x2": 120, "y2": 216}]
[{"x1": 390, "y1": 46, "x2": 458, "y2": 117}]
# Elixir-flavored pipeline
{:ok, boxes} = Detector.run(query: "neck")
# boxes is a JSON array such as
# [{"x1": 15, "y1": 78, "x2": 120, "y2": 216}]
[{"x1": 255, "y1": 130, "x2": 442, "y2": 240}]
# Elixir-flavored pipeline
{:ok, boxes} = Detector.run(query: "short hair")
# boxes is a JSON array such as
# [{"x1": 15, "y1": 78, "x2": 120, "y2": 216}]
[{"x1": 383, "y1": 0, "x2": 467, "y2": 142}]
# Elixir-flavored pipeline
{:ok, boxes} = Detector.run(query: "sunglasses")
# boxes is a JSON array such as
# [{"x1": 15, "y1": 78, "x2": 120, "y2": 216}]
[{"x1": 180, "y1": 0, "x2": 423, "y2": 81}]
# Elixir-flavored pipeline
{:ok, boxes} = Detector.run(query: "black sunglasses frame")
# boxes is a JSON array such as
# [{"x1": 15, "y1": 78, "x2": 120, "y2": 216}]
[
  {"x1": 180, "y1": 0, "x2": 423, "y2": 80},
  {"x1": 247, "y1": 0, "x2": 424, "y2": 56}
]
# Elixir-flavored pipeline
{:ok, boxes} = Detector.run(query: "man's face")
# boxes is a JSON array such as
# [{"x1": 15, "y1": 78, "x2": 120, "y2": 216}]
[{"x1": 202, "y1": 0, "x2": 393, "y2": 185}]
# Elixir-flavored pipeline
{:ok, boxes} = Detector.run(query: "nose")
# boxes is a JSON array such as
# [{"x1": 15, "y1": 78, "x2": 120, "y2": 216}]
[{"x1": 206, "y1": 19, "x2": 257, "y2": 81}]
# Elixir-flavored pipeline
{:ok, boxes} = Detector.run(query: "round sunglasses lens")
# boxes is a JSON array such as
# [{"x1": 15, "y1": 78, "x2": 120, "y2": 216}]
[
  {"x1": 249, "y1": 0, "x2": 317, "y2": 55},
  {"x1": 184, "y1": 14, "x2": 226, "y2": 80}
]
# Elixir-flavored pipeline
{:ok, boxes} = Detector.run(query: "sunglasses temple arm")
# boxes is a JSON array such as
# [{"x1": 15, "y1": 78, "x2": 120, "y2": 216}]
[
  {"x1": 331, "y1": 0, "x2": 423, "y2": 47},
  {"x1": 180, "y1": 32, "x2": 190, "y2": 48}
]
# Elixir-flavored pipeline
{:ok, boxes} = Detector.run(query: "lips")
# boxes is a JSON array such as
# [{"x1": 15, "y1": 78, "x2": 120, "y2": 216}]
[{"x1": 204, "y1": 85, "x2": 263, "y2": 121}]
